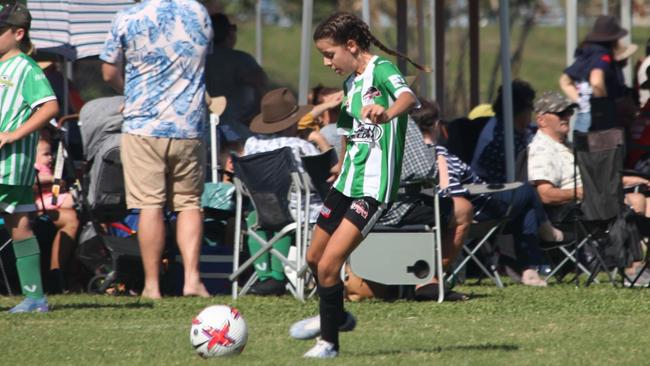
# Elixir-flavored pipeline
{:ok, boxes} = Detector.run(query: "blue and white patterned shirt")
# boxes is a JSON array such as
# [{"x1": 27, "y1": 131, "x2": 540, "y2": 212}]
[{"x1": 100, "y1": 0, "x2": 213, "y2": 139}]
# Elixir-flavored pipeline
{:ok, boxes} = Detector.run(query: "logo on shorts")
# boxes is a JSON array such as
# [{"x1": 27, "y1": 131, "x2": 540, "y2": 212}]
[
  {"x1": 362, "y1": 86, "x2": 382, "y2": 103},
  {"x1": 320, "y1": 205, "x2": 332, "y2": 218},
  {"x1": 350, "y1": 200, "x2": 369, "y2": 219}
]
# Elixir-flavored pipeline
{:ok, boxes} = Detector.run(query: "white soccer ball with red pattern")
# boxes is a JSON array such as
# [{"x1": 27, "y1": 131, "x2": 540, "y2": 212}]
[{"x1": 190, "y1": 305, "x2": 248, "y2": 357}]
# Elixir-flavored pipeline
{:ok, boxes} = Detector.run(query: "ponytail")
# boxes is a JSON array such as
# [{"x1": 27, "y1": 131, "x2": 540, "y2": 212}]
[{"x1": 313, "y1": 12, "x2": 430, "y2": 72}]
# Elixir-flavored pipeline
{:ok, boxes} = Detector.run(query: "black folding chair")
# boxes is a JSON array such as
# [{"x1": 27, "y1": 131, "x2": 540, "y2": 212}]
[{"x1": 229, "y1": 147, "x2": 310, "y2": 300}]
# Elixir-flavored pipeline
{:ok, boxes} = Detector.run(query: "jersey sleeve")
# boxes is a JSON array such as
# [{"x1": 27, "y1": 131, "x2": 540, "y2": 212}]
[
  {"x1": 21, "y1": 66, "x2": 56, "y2": 109},
  {"x1": 374, "y1": 60, "x2": 414, "y2": 101},
  {"x1": 99, "y1": 13, "x2": 125, "y2": 64}
]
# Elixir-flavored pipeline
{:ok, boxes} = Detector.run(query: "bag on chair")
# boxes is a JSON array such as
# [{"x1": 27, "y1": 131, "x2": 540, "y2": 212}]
[{"x1": 343, "y1": 264, "x2": 397, "y2": 301}]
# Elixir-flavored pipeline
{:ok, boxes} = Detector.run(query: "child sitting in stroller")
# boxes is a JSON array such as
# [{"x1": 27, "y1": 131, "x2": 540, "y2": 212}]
[{"x1": 34, "y1": 131, "x2": 80, "y2": 293}]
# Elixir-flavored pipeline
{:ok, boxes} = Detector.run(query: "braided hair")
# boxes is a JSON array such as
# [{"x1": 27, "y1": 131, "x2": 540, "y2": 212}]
[{"x1": 313, "y1": 12, "x2": 430, "y2": 72}]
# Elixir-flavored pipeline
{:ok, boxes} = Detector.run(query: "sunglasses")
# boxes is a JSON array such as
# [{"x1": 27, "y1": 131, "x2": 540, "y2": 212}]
[{"x1": 549, "y1": 109, "x2": 574, "y2": 119}]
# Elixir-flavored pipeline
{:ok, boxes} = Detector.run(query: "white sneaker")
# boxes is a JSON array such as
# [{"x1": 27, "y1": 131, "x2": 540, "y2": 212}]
[
  {"x1": 289, "y1": 311, "x2": 356, "y2": 340},
  {"x1": 303, "y1": 338, "x2": 338, "y2": 358}
]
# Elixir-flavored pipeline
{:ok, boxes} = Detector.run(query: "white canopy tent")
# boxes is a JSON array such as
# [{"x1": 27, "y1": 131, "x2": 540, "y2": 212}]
[{"x1": 27, "y1": 0, "x2": 135, "y2": 113}]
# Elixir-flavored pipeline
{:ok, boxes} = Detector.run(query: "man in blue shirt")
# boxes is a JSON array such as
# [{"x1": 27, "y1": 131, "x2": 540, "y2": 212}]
[{"x1": 100, "y1": 0, "x2": 213, "y2": 299}]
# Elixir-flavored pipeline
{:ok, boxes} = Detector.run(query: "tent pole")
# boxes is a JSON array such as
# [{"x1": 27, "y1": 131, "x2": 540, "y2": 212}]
[
  {"x1": 298, "y1": 0, "x2": 313, "y2": 104},
  {"x1": 498, "y1": 0, "x2": 515, "y2": 183}
]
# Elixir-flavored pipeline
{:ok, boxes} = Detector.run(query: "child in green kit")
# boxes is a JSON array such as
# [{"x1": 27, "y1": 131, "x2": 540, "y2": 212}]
[{"x1": 0, "y1": 1, "x2": 59, "y2": 313}]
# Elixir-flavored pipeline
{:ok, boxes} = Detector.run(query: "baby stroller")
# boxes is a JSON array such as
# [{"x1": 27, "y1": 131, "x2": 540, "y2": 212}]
[{"x1": 75, "y1": 96, "x2": 144, "y2": 294}]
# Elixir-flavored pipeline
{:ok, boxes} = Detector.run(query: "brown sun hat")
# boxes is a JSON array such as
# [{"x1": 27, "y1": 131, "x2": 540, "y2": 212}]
[
  {"x1": 584, "y1": 15, "x2": 627, "y2": 43},
  {"x1": 250, "y1": 88, "x2": 312, "y2": 134}
]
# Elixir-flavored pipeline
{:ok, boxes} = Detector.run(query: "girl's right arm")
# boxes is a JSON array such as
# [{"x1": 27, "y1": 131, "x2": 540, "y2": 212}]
[{"x1": 327, "y1": 136, "x2": 347, "y2": 183}]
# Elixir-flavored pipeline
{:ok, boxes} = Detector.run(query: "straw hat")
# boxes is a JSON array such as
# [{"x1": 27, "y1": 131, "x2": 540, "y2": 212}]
[
  {"x1": 613, "y1": 41, "x2": 638, "y2": 61},
  {"x1": 207, "y1": 94, "x2": 227, "y2": 116},
  {"x1": 250, "y1": 88, "x2": 312, "y2": 134}
]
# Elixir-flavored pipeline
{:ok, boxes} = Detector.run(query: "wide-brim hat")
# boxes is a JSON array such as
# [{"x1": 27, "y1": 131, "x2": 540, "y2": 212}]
[
  {"x1": 584, "y1": 15, "x2": 627, "y2": 43},
  {"x1": 614, "y1": 42, "x2": 638, "y2": 61},
  {"x1": 250, "y1": 88, "x2": 312, "y2": 134}
]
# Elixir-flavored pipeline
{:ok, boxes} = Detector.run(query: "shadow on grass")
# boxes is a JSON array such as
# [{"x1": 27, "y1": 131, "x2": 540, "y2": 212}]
[
  {"x1": 0, "y1": 302, "x2": 153, "y2": 312},
  {"x1": 351, "y1": 343, "x2": 519, "y2": 357},
  {"x1": 34, "y1": 302, "x2": 155, "y2": 311}
]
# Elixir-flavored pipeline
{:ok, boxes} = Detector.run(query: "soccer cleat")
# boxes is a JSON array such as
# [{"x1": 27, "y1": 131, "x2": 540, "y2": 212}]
[
  {"x1": 303, "y1": 338, "x2": 338, "y2": 358},
  {"x1": 290, "y1": 311, "x2": 356, "y2": 340},
  {"x1": 8, "y1": 297, "x2": 49, "y2": 314}
]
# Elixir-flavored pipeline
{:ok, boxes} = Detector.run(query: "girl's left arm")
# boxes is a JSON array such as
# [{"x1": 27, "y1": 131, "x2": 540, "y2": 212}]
[
  {"x1": 361, "y1": 92, "x2": 417, "y2": 124},
  {"x1": 0, "y1": 100, "x2": 59, "y2": 149}
]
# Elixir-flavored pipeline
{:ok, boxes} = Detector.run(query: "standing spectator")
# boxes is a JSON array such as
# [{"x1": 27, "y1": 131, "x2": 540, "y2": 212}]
[
  {"x1": 0, "y1": 1, "x2": 60, "y2": 312},
  {"x1": 206, "y1": 13, "x2": 268, "y2": 143},
  {"x1": 560, "y1": 15, "x2": 634, "y2": 132},
  {"x1": 471, "y1": 79, "x2": 536, "y2": 183},
  {"x1": 100, "y1": 0, "x2": 213, "y2": 299}
]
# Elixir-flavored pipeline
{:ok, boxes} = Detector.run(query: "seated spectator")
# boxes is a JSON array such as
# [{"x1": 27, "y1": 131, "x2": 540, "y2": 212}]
[
  {"x1": 296, "y1": 89, "x2": 342, "y2": 152},
  {"x1": 380, "y1": 99, "x2": 569, "y2": 295},
  {"x1": 471, "y1": 79, "x2": 536, "y2": 183},
  {"x1": 529, "y1": 91, "x2": 650, "y2": 282},
  {"x1": 206, "y1": 13, "x2": 267, "y2": 144},
  {"x1": 34, "y1": 134, "x2": 80, "y2": 293},
  {"x1": 243, "y1": 88, "x2": 322, "y2": 295}
]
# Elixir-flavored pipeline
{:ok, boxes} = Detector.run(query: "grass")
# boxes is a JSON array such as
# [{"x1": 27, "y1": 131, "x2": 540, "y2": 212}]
[{"x1": 2, "y1": 282, "x2": 650, "y2": 365}]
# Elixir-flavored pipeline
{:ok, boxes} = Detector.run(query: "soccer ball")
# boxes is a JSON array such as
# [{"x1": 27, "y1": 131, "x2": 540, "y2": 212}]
[{"x1": 190, "y1": 305, "x2": 248, "y2": 358}]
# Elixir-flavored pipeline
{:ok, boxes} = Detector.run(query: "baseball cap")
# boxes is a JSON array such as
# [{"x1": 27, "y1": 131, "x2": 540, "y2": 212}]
[
  {"x1": 0, "y1": 1, "x2": 31, "y2": 29},
  {"x1": 534, "y1": 91, "x2": 578, "y2": 114}
]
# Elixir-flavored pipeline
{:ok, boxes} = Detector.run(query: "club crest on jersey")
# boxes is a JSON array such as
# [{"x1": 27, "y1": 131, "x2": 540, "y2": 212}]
[
  {"x1": 0, "y1": 75, "x2": 13, "y2": 89},
  {"x1": 362, "y1": 86, "x2": 382, "y2": 103},
  {"x1": 350, "y1": 123, "x2": 383, "y2": 144},
  {"x1": 350, "y1": 200, "x2": 369, "y2": 219}
]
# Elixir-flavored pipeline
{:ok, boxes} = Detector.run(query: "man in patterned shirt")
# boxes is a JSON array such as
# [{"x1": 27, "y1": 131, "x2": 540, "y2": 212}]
[{"x1": 100, "y1": 0, "x2": 213, "y2": 299}]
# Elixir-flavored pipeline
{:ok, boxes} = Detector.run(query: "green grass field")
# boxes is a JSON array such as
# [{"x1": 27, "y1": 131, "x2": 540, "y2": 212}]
[{"x1": 3, "y1": 282, "x2": 650, "y2": 365}]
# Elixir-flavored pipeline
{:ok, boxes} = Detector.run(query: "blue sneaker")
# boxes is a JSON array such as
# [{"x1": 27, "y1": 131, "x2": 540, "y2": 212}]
[
  {"x1": 9, "y1": 297, "x2": 49, "y2": 313},
  {"x1": 303, "y1": 338, "x2": 338, "y2": 358},
  {"x1": 290, "y1": 311, "x2": 356, "y2": 340}
]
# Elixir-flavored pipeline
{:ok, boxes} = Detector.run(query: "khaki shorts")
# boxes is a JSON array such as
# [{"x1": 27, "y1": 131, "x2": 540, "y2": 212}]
[{"x1": 121, "y1": 134, "x2": 205, "y2": 211}]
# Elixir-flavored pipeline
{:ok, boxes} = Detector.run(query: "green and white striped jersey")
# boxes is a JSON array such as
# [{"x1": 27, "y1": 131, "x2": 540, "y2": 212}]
[
  {"x1": 0, "y1": 53, "x2": 56, "y2": 186},
  {"x1": 333, "y1": 56, "x2": 414, "y2": 203}
]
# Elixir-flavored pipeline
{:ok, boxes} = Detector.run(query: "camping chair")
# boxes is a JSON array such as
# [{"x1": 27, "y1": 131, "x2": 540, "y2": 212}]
[
  {"x1": 538, "y1": 129, "x2": 632, "y2": 286},
  {"x1": 229, "y1": 147, "x2": 311, "y2": 300},
  {"x1": 348, "y1": 178, "x2": 445, "y2": 302},
  {"x1": 443, "y1": 183, "x2": 521, "y2": 289}
]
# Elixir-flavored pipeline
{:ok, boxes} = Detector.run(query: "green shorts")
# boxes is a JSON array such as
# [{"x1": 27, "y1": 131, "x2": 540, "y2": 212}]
[{"x1": 0, "y1": 184, "x2": 36, "y2": 214}]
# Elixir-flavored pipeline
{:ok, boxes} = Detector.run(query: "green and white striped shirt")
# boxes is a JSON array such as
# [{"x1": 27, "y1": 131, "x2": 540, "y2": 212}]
[
  {"x1": 0, "y1": 53, "x2": 56, "y2": 186},
  {"x1": 333, "y1": 56, "x2": 414, "y2": 203}
]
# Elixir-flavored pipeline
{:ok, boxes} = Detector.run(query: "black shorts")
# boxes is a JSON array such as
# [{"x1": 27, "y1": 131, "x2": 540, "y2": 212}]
[{"x1": 316, "y1": 188, "x2": 384, "y2": 237}]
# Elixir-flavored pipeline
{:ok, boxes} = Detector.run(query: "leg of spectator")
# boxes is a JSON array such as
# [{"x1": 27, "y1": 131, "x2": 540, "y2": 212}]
[
  {"x1": 138, "y1": 207, "x2": 165, "y2": 299},
  {"x1": 443, "y1": 197, "x2": 473, "y2": 270},
  {"x1": 49, "y1": 208, "x2": 79, "y2": 271},
  {"x1": 176, "y1": 208, "x2": 209, "y2": 297}
]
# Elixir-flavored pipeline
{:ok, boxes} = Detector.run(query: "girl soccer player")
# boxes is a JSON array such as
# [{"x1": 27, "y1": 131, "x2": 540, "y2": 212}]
[
  {"x1": 0, "y1": 1, "x2": 59, "y2": 312},
  {"x1": 292, "y1": 12, "x2": 428, "y2": 358}
]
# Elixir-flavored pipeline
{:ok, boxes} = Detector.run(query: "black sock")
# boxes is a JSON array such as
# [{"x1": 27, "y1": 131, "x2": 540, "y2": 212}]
[{"x1": 318, "y1": 282, "x2": 344, "y2": 351}]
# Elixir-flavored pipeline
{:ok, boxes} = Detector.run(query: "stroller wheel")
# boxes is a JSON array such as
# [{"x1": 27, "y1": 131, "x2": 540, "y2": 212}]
[{"x1": 87, "y1": 273, "x2": 116, "y2": 294}]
